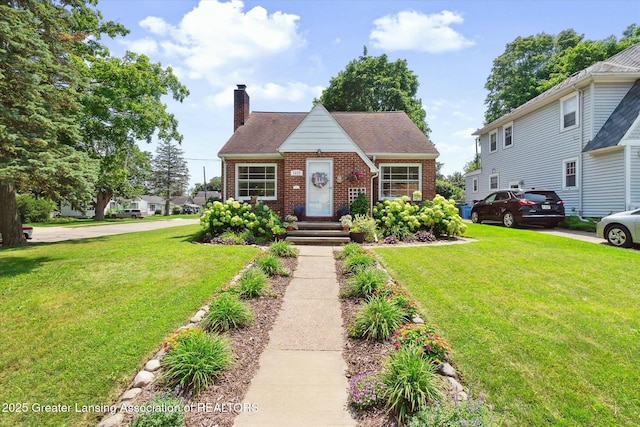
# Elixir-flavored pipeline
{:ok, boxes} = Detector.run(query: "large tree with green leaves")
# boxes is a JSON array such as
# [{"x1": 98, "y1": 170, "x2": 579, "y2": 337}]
[
  {"x1": 484, "y1": 24, "x2": 640, "y2": 124},
  {"x1": 316, "y1": 48, "x2": 430, "y2": 135},
  {"x1": 79, "y1": 51, "x2": 188, "y2": 219},
  {"x1": 0, "y1": 0, "x2": 126, "y2": 247},
  {"x1": 151, "y1": 141, "x2": 190, "y2": 215}
]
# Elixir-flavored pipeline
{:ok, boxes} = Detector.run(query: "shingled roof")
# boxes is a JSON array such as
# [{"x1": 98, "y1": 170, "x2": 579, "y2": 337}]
[
  {"x1": 583, "y1": 79, "x2": 640, "y2": 152},
  {"x1": 218, "y1": 109, "x2": 437, "y2": 157}
]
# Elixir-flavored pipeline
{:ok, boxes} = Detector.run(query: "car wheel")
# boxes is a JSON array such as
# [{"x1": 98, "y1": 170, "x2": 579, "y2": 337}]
[
  {"x1": 471, "y1": 211, "x2": 481, "y2": 224},
  {"x1": 605, "y1": 224, "x2": 633, "y2": 248},
  {"x1": 23, "y1": 233, "x2": 29, "y2": 239},
  {"x1": 131, "y1": 215, "x2": 137, "y2": 219},
  {"x1": 502, "y1": 211, "x2": 517, "y2": 228}
]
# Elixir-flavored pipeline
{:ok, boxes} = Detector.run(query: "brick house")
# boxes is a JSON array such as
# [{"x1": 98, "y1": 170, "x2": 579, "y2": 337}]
[{"x1": 218, "y1": 85, "x2": 438, "y2": 220}]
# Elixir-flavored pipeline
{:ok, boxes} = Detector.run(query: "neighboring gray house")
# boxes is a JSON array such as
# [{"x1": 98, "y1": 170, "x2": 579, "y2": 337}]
[{"x1": 466, "y1": 42, "x2": 640, "y2": 218}]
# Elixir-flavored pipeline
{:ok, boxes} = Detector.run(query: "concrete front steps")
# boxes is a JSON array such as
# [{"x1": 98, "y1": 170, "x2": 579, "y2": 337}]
[{"x1": 285, "y1": 222, "x2": 351, "y2": 246}]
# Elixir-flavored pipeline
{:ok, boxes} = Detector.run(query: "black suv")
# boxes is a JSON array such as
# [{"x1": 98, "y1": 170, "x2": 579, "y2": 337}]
[{"x1": 471, "y1": 189, "x2": 565, "y2": 228}]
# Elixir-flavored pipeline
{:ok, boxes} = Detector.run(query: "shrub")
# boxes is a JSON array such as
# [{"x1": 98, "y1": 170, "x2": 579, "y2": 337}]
[
  {"x1": 374, "y1": 285, "x2": 419, "y2": 321},
  {"x1": 129, "y1": 395, "x2": 185, "y2": 427},
  {"x1": 172, "y1": 206, "x2": 182, "y2": 215},
  {"x1": 436, "y1": 180, "x2": 464, "y2": 200},
  {"x1": 255, "y1": 253, "x2": 289, "y2": 276},
  {"x1": 202, "y1": 293, "x2": 254, "y2": 333},
  {"x1": 154, "y1": 209, "x2": 162, "y2": 215},
  {"x1": 407, "y1": 388, "x2": 497, "y2": 427},
  {"x1": 346, "y1": 268, "x2": 388, "y2": 299},
  {"x1": 337, "y1": 243, "x2": 367, "y2": 260},
  {"x1": 350, "y1": 296, "x2": 403, "y2": 341},
  {"x1": 560, "y1": 215, "x2": 598, "y2": 232},
  {"x1": 348, "y1": 372, "x2": 386, "y2": 410},
  {"x1": 382, "y1": 345, "x2": 443, "y2": 424},
  {"x1": 219, "y1": 231, "x2": 246, "y2": 245},
  {"x1": 161, "y1": 328, "x2": 233, "y2": 395},
  {"x1": 373, "y1": 195, "x2": 467, "y2": 238},
  {"x1": 16, "y1": 194, "x2": 56, "y2": 223},
  {"x1": 238, "y1": 267, "x2": 269, "y2": 299},
  {"x1": 350, "y1": 192, "x2": 369, "y2": 216},
  {"x1": 343, "y1": 253, "x2": 376, "y2": 275},
  {"x1": 392, "y1": 324, "x2": 451, "y2": 364},
  {"x1": 414, "y1": 230, "x2": 437, "y2": 243},
  {"x1": 200, "y1": 198, "x2": 282, "y2": 240},
  {"x1": 384, "y1": 235, "x2": 400, "y2": 245},
  {"x1": 269, "y1": 241, "x2": 298, "y2": 258}
]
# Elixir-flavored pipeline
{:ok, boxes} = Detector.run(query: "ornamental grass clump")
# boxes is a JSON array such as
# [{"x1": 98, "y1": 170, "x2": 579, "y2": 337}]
[
  {"x1": 337, "y1": 242, "x2": 367, "y2": 260},
  {"x1": 161, "y1": 328, "x2": 233, "y2": 396},
  {"x1": 255, "y1": 253, "x2": 289, "y2": 276},
  {"x1": 382, "y1": 345, "x2": 443, "y2": 425},
  {"x1": 129, "y1": 395, "x2": 185, "y2": 427},
  {"x1": 237, "y1": 267, "x2": 270, "y2": 299},
  {"x1": 350, "y1": 295, "x2": 404, "y2": 341},
  {"x1": 268, "y1": 241, "x2": 298, "y2": 258},
  {"x1": 346, "y1": 267, "x2": 388, "y2": 299},
  {"x1": 392, "y1": 324, "x2": 451, "y2": 364},
  {"x1": 348, "y1": 372, "x2": 386, "y2": 410},
  {"x1": 374, "y1": 284, "x2": 419, "y2": 321},
  {"x1": 343, "y1": 252, "x2": 376, "y2": 275},
  {"x1": 202, "y1": 293, "x2": 254, "y2": 333}
]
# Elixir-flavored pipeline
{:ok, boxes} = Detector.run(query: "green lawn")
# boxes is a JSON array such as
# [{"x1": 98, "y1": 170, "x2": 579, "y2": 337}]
[
  {"x1": 0, "y1": 225, "x2": 258, "y2": 426},
  {"x1": 373, "y1": 224, "x2": 640, "y2": 426}
]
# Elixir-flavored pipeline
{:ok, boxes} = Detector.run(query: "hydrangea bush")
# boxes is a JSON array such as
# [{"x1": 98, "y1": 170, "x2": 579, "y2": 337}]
[
  {"x1": 373, "y1": 195, "x2": 467, "y2": 238},
  {"x1": 200, "y1": 198, "x2": 282, "y2": 240}
]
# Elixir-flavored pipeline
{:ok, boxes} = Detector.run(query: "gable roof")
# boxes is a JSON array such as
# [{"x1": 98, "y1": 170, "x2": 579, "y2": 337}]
[
  {"x1": 218, "y1": 105, "x2": 437, "y2": 158},
  {"x1": 474, "y1": 42, "x2": 640, "y2": 135},
  {"x1": 583, "y1": 79, "x2": 640, "y2": 152}
]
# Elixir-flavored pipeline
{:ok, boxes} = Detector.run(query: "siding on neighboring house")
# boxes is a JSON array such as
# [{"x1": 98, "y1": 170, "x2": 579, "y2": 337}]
[
  {"x1": 630, "y1": 152, "x2": 640, "y2": 209},
  {"x1": 582, "y1": 149, "x2": 626, "y2": 216},
  {"x1": 592, "y1": 82, "x2": 634, "y2": 136}
]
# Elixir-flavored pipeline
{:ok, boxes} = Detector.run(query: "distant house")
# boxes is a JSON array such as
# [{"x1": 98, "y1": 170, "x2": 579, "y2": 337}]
[
  {"x1": 140, "y1": 195, "x2": 165, "y2": 215},
  {"x1": 60, "y1": 199, "x2": 118, "y2": 218},
  {"x1": 466, "y1": 42, "x2": 640, "y2": 218},
  {"x1": 192, "y1": 190, "x2": 221, "y2": 208},
  {"x1": 170, "y1": 196, "x2": 200, "y2": 213},
  {"x1": 217, "y1": 85, "x2": 438, "y2": 219}
]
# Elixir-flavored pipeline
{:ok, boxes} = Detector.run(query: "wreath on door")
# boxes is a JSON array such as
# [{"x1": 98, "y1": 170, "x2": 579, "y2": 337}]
[{"x1": 311, "y1": 172, "x2": 328, "y2": 188}]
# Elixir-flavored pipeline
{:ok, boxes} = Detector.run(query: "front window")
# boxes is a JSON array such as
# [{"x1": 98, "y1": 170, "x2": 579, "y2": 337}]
[
  {"x1": 380, "y1": 164, "x2": 421, "y2": 199},
  {"x1": 561, "y1": 93, "x2": 578, "y2": 130},
  {"x1": 563, "y1": 158, "x2": 577, "y2": 189},
  {"x1": 489, "y1": 131, "x2": 497, "y2": 152},
  {"x1": 489, "y1": 173, "x2": 499, "y2": 190},
  {"x1": 503, "y1": 123, "x2": 513, "y2": 148},
  {"x1": 236, "y1": 164, "x2": 277, "y2": 200}
]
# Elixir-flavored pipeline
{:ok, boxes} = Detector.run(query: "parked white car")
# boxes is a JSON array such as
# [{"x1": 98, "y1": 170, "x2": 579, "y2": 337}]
[
  {"x1": 0, "y1": 226, "x2": 33, "y2": 243},
  {"x1": 110, "y1": 209, "x2": 147, "y2": 219},
  {"x1": 596, "y1": 209, "x2": 640, "y2": 248}
]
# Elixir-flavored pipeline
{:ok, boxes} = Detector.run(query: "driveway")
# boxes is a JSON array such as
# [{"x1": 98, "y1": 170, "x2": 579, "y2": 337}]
[
  {"x1": 534, "y1": 228, "x2": 604, "y2": 244},
  {"x1": 29, "y1": 218, "x2": 201, "y2": 243}
]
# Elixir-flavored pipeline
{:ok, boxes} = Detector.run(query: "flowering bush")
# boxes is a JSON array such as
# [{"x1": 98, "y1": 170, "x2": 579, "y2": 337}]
[
  {"x1": 200, "y1": 198, "x2": 282, "y2": 240},
  {"x1": 373, "y1": 195, "x2": 467, "y2": 238},
  {"x1": 346, "y1": 170, "x2": 365, "y2": 182},
  {"x1": 163, "y1": 327, "x2": 201, "y2": 352},
  {"x1": 373, "y1": 284, "x2": 418, "y2": 321},
  {"x1": 348, "y1": 372, "x2": 386, "y2": 409},
  {"x1": 392, "y1": 324, "x2": 451, "y2": 364}
]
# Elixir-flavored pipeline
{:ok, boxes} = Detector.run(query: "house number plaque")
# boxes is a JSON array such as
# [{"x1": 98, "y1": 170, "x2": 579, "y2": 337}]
[{"x1": 290, "y1": 170, "x2": 303, "y2": 176}]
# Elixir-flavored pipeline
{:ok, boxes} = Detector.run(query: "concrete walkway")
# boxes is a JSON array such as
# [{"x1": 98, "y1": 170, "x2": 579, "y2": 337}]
[{"x1": 234, "y1": 246, "x2": 355, "y2": 427}]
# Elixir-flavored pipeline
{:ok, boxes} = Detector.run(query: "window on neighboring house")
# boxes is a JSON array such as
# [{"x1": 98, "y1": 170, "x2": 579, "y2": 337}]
[
  {"x1": 564, "y1": 158, "x2": 577, "y2": 189},
  {"x1": 489, "y1": 174, "x2": 499, "y2": 190},
  {"x1": 561, "y1": 93, "x2": 578, "y2": 130},
  {"x1": 489, "y1": 131, "x2": 497, "y2": 152},
  {"x1": 503, "y1": 123, "x2": 513, "y2": 148},
  {"x1": 380, "y1": 164, "x2": 421, "y2": 199},
  {"x1": 236, "y1": 164, "x2": 277, "y2": 200},
  {"x1": 472, "y1": 177, "x2": 478, "y2": 193}
]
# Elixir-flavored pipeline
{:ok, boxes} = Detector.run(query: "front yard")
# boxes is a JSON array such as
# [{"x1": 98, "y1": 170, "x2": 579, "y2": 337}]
[
  {"x1": 0, "y1": 225, "x2": 258, "y2": 426},
  {"x1": 374, "y1": 223, "x2": 640, "y2": 426}
]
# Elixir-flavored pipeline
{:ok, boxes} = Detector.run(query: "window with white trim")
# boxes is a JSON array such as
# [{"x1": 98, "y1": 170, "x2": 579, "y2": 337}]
[
  {"x1": 489, "y1": 131, "x2": 497, "y2": 152},
  {"x1": 503, "y1": 122, "x2": 513, "y2": 148},
  {"x1": 472, "y1": 177, "x2": 478, "y2": 193},
  {"x1": 561, "y1": 93, "x2": 579, "y2": 130},
  {"x1": 489, "y1": 173, "x2": 499, "y2": 190},
  {"x1": 236, "y1": 164, "x2": 277, "y2": 200},
  {"x1": 379, "y1": 164, "x2": 421, "y2": 199},
  {"x1": 563, "y1": 158, "x2": 577, "y2": 189}
]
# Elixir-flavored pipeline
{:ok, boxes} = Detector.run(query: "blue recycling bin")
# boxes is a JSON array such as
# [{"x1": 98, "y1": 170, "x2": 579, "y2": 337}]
[{"x1": 461, "y1": 205, "x2": 472, "y2": 219}]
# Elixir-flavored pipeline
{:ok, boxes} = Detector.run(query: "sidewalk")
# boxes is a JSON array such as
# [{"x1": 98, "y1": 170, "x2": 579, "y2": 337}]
[{"x1": 233, "y1": 246, "x2": 355, "y2": 426}]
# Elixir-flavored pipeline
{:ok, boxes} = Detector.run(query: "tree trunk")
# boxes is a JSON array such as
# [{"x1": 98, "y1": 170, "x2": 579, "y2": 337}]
[
  {"x1": 94, "y1": 190, "x2": 112, "y2": 220},
  {"x1": 164, "y1": 199, "x2": 171, "y2": 216},
  {"x1": 0, "y1": 183, "x2": 27, "y2": 247}
]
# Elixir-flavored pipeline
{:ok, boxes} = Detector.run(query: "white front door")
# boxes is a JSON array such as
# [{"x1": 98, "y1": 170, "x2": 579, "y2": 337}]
[{"x1": 306, "y1": 159, "x2": 333, "y2": 217}]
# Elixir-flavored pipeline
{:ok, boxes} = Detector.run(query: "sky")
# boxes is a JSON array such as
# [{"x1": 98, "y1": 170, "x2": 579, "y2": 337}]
[{"x1": 97, "y1": 0, "x2": 640, "y2": 189}]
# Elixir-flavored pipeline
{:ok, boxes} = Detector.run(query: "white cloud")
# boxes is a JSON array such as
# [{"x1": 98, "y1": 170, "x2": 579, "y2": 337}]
[
  {"x1": 370, "y1": 10, "x2": 475, "y2": 53},
  {"x1": 452, "y1": 127, "x2": 477, "y2": 140},
  {"x1": 125, "y1": 37, "x2": 158, "y2": 55},
  {"x1": 125, "y1": 0, "x2": 305, "y2": 89}
]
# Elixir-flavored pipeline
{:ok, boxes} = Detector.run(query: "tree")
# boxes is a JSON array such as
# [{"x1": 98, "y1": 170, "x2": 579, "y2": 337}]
[
  {"x1": 192, "y1": 177, "x2": 222, "y2": 195},
  {"x1": 152, "y1": 141, "x2": 190, "y2": 215},
  {"x1": 316, "y1": 48, "x2": 430, "y2": 135},
  {"x1": 79, "y1": 52, "x2": 189, "y2": 220},
  {"x1": 484, "y1": 25, "x2": 640, "y2": 124},
  {"x1": 0, "y1": 0, "x2": 126, "y2": 247}
]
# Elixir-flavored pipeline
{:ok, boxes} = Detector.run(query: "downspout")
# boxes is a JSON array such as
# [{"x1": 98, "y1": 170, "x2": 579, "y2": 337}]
[
  {"x1": 572, "y1": 84, "x2": 586, "y2": 219},
  {"x1": 221, "y1": 158, "x2": 227, "y2": 201},
  {"x1": 370, "y1": 169, "x2": 379, "y2": 243}
]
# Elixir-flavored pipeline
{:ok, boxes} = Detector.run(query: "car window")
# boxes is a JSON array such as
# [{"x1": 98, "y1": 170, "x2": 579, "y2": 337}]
[
  {"x1": 484, "y1": 193, "x2": 497, "y2": 203},
  {"x1": 517, "y1": 191, "x2": 559, "y2": 203},
  {"x1": 495, "y1": 192, "x2": 509, "y2": 201}
]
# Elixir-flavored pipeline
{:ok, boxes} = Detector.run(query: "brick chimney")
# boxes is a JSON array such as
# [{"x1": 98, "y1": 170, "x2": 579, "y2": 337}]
[{"x1": 234, "y1": 84, "x2": 249, "y2": 132}]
